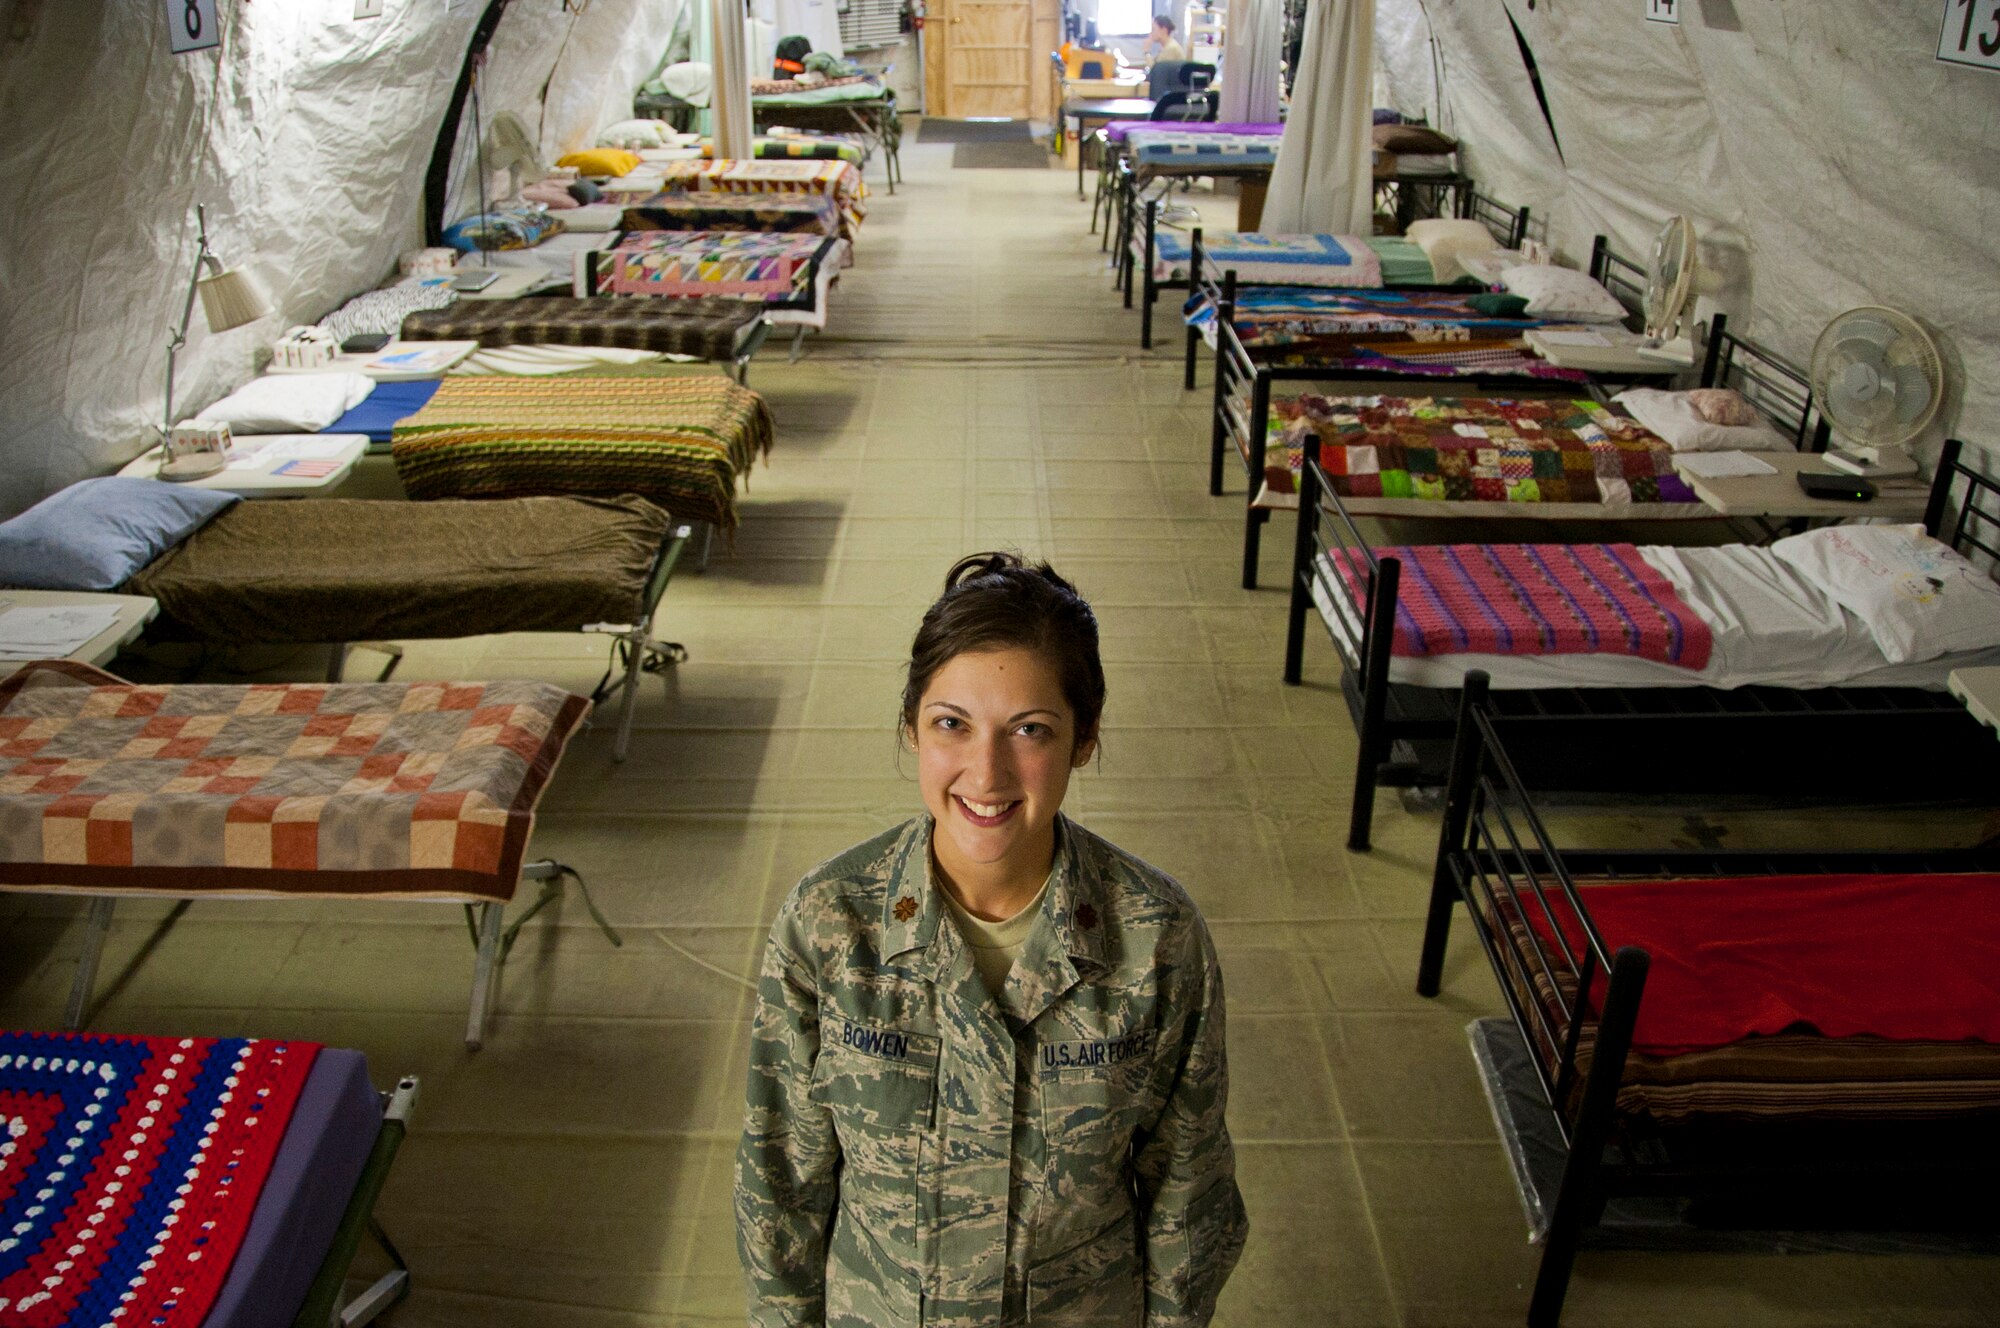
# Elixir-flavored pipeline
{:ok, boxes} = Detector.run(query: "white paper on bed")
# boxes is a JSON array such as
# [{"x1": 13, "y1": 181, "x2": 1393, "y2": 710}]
[{"x1": 1312, "y1": 542, "x2": 2000, "y2": 692}]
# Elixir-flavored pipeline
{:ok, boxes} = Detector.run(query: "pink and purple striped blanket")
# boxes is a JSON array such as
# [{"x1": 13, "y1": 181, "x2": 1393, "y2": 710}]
[{"x1": 1327, "y1": 542, "x2": 1713, "y2": 669}]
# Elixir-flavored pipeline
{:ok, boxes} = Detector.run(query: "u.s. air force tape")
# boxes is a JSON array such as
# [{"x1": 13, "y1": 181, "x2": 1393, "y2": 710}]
[
  {"x1": 1040, "y1": 1030, "x2": 1153, "y2": 1073},
  {"x1": 833, "y1": 1018, "x2": 938, "y2": 1066}
]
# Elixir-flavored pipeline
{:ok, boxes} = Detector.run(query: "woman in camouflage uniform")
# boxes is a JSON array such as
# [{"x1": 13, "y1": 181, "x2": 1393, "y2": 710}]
[{"x1": 737, "y1": 553, "x2": 1247, "y2": 1327}]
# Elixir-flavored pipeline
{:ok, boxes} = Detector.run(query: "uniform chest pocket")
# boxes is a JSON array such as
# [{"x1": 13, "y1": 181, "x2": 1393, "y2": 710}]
[
  {"x1": 1039, "y1": 1030, "x2": 1154, "y2": 1155},
  {"x1": 811, "y1": 1015, "x2": 941, "y2": 1136}
]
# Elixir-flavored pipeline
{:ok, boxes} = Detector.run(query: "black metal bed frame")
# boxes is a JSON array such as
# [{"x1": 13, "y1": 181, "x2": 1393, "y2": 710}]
[
  {"x1": 1284, "y1": 424, "x2": 2000, "y2": 849},
  {"x1": 1216, "y1": 236, "x2": 1682, "y2": 591},
  {"x1": 1416, "y1": 675, "x2": 2000, "y2": 1326},
  {"x1": 1122, "y1": 174, "x2": 1532, "y2": 359}
]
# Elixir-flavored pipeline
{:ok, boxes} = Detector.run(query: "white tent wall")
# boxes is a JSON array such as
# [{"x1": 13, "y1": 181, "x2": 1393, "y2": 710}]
[
  {"x1": 0, "y1": 1, "x2": 478, "y2": 518},
  {"x1": 440, "y1": 0, "x2": 689, "y2": 233},
  {"x1": 1373, "y1": 0, "x2": 2000, "y2": 465}
]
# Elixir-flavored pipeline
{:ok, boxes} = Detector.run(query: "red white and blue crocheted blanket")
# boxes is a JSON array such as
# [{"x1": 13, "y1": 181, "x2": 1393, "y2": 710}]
[{"x1": 0, "y1": 1031, "x2": 319, "y2": 1325}]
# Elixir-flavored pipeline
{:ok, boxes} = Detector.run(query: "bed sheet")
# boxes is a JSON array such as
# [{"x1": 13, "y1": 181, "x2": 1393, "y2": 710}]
[
  {"x1": 402, "y1": 295, "x2": 762, "y2": 360},
  {"x1": 649, "y1": 158, "x2": 865, "y2": 239},
  {"x1": 127, "y1": 494, "x2": 671, "y2": 645},
  {"x1": 470, "y1": 229, "x2": 614, "y2": 283},
  {"x1": 1136, "y1": 231, "x2": 1384, "y2": 287},
  {"x1": 392, "y1": 375, "x2": 774, "y2": 528},
  {"x1": 0, "y1": 661, "x2": 587, "y2": 901},
  {"x1": 324, "y1": 378, "x2": 441, "y2": 444},
  {"x1": 702, "y1": 134, "x2": 865, "y2": 163},
  {"x1": 1311, "y1": 542, "x2": 2000, "y2": 691},
  {"x1": 204, "y1": 1048, "x2": 380, "y2": 1328}
]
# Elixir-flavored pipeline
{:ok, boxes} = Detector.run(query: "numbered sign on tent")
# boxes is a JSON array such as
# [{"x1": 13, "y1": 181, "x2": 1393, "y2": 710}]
[
  {"x1": 167, "y1": 0, "x2": 220, "y2": 53},
  {"x1": 1645, "y1": 0, "x2": 1680, "y2": 22},
  {"x1": 1940, "y1": 0, "x2": 2000, "y2": 70}
]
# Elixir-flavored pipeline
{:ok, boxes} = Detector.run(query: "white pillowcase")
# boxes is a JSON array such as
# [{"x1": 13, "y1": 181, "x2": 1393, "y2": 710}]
[
  {"x1": 1404, "y1": 219, "x2": 1498, "y2": 284},
  {"x1": 597, "y1": 118, "x2": 675, "y2": 150},
  {"x1": 1770, "y1": 523, "x2": 2000, "y2": 665},
  {"x1": 561, "y1": 203, "x2": 625, "y2": 233},
  {"x1": 1499, "y1": 263, "x2": 1628, "y2": 323},
  {"x1": 1613, "y1": 389, "x2": 1793, "y2": 454},
  {"x1": 193, "y1": 372, "x2": 374, "y2": 434}
]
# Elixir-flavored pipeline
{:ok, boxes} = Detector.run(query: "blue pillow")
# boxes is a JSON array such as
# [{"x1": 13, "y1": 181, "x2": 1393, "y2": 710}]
[{"x1": 0, "y1": 478, "x2": 240, "y2": 591}]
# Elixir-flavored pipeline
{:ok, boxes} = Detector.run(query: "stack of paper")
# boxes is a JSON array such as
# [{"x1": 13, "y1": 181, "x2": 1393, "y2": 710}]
[{"x1": 0, "y1": 602, "x2": 125, "y2": 661}]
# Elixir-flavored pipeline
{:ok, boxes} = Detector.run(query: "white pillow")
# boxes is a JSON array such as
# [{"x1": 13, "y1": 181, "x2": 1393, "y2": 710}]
[
  {"x1": 561, "y1": 203, "x2": 625, "y2": 233},
  {"x1": 1613, "y1": 389, "x2": 1793, "y2": 454},
  {"x1": 1499, "y1": 263, "x2": 1628, "y2": 323},
  {"x1": 1770, "y1": 524, "x2": 2000, "y2": 665},
  {"x1": 1404, "y1": 218, "x2": 1498, "y2": 284},
  {"x1": 597, "y1": 118, "x2": 674, "y2": 150},
  {"x1": 193, "y1": 372, "x2": 374, "y2": 434}
]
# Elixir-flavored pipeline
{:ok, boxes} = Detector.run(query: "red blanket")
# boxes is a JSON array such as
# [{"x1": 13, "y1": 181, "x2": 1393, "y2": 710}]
[
  {"x1": 1329, "y1": 542, "x2": 1712, "y2": 669},
  {"x1": 1530, "y1": 874, "x2": 2000, "y2": 1055}
]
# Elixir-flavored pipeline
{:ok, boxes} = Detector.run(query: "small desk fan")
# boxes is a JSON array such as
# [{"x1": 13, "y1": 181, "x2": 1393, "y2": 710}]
[
  {"x1": 1814, "y1": 306, "x2": 1942, "y2": 479},
  {"x1": 1636, "y1": 214, "x2": 1704, "y2": 366}
]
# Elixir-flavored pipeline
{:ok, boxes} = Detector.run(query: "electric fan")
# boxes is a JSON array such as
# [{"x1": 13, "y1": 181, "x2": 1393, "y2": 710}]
[
  {"x1": 1814, "y1": 307, "x2": 1944, "y2": 479},
  {"x1": 1636, "y1": 214, "x2": 1701, "y2": 366}
]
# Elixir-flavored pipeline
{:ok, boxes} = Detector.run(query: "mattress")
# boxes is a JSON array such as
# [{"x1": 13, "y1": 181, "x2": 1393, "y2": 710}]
[
  {"x1": 402, "y1": 295, "x2": 764, "y2": 360},
  {"x1": 1127, "y1": 130, "x2": 1281, "y2": 171},
  {"x1": 204, "y1": 1048, "x2": 381, "y2": 1328},
  {"x1": 1485, "y1": 885, "x2": 2000, "y2": 1123},
  {"x1": 749, "y1": 78, "x2": 889, "y2": 107},
  {"x1": 1104, "y1": 119, "x2": 1281, "y2": 145},
  {"x1": 619, "y1": 191, "x2": 845, "y2": 238},
  {"x1": 1311, "y1": 540, "x2": 2000, "y2": 691},
  {"x1": 391, "y1": 375, "x2": 774, "y2": 528},
  {"x1": 701, "y1": 134, "x2": 865, "y2": 163},
  {"x1": 126, "y1": 493, "x2": 671, "y2": 644},
  {"x1": 470, "y1": 229, "x2": 613, "y2": 282},
  {"x1": 648, "y1": 158, "x2": 866, "y2": 240}
]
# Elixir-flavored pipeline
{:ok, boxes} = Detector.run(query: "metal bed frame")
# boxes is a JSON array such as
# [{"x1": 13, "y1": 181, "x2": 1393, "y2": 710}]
[
  {"x1": 291, "y1": 1074, "x2": 421, "y2": 1327},
  {"x1": 752, "y1": 90, "x2": 902, "y2": 194},
  {"x1": 1164, "y1": 186, "x2": 1533, "y2": 378},
  {"x1": 1417, "y1": 677, "x2": 2000, "y2": 1326},
  {"x1": 1216, "y1": 236, "x2": 1674, "y2": 590},
  {"x1": 1284, "y1": 432, "x2": 2000, "y2": 849}
]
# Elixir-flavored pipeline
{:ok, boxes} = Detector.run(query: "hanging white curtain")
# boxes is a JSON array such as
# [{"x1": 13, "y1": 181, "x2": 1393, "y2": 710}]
[
  {"x1": 1216, "y1": 0, "x2": 1283, "y2": 124},
  {"x1": 1258, "y1": 0, "x2": 1374, "y2": 235},
  {"x1": 710, "y1": 0, "x2": 754, "y2": 159}
]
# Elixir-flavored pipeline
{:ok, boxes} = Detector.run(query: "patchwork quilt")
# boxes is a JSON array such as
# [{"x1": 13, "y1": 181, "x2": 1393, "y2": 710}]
[
  {"x1": 700, "y1": 134, "x2": 864, "y2": 163},
  {"x1": 619, "y1": 191, "x2": 845, "y2": 240},
  {"x1": 589, "y1": 232, "x2": 841, "y2": 307},
  {"x1": 0, "y1": 661, "x2": 586, "y2": 901},
  {"x1": 0, "y1": 1030, "x2": 320, "y2": 1326},
  {"x1": 1257, "y1": 395, "x2": 1697, "y2": 509},
  {"x1": 1323, "y1": 542, "x2": 1713, "y2": 669},
  {"x1": 392, "y1": 375, "x2": 774, "y2": 530},
  {"x1": 1126, "y1": 129, "x2": 1282, "y2": 172}
]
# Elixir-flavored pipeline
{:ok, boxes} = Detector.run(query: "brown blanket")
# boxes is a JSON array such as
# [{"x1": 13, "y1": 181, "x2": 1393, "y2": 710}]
[
  {"x1": 125, "y1": 495, "x2": 671, "y2": 644},
  {"x1": 400, "y1": 297, "x2": 763, "y2": 360}
]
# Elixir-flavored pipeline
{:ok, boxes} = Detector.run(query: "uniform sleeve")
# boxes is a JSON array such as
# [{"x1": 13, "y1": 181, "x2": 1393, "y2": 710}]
[
  {"x1": 736, "y1": 905, "x2": 840, "y2": 1327},
  {"x1": 1131, "y1": 914, "x2": 1249, "y2": 1328}
]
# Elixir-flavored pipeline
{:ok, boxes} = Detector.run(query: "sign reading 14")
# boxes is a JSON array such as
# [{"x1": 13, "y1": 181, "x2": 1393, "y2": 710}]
[
  {"x1": 1645, "y1": 0, "x2": 1679, "y2": 23},
  {"x1": 1941, "y1": 0, "x2": 2000, "y2": 70}
]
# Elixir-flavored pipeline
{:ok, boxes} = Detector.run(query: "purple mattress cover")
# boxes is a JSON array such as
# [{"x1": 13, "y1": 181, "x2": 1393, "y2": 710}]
[
  {"x1": 1105, "y1": 120, "x2": 1283, "y2": 144},
  {"x1": 200, "y1": 1048, "x2": 380, "y2": 1328}
]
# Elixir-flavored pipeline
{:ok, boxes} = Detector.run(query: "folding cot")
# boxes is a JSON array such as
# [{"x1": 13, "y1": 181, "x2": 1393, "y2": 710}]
[{"x1": 399, "y1": 295, "x2": 772, "y2": 384}]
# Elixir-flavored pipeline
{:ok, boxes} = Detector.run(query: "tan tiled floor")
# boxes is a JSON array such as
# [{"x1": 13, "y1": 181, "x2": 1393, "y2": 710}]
[{"x1": 4, "y1": 139, "x2": 1998, "y2": 1326}]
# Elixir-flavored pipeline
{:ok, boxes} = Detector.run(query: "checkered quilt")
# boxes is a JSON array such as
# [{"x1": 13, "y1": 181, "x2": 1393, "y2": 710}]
[
  {"x1": 0, "y1": 661, "x2": 588, "y2": 902},
  {"x1": 1260, "y1": 395, "x2": 1699, "y2": 508}
]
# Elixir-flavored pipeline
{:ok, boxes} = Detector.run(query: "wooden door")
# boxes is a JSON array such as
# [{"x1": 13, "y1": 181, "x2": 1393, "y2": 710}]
[{"x1": 935, "y1": 0, "x2": 1034, "y2": 118}]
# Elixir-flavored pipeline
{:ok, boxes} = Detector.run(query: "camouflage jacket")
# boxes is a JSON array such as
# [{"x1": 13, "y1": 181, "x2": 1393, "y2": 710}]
[{"x1": 736, "y1": 814, "x2": 1247, "y2": 1327}]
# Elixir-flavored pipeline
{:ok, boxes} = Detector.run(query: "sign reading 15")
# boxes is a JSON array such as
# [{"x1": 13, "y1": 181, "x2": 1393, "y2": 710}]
[{"x1": 1941, "y1": 0, "x2": 2000, "y2": 70}]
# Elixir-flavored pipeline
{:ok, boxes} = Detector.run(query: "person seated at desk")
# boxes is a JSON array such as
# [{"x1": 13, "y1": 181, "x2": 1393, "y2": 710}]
[{"x1": 1143, "y1": 15, "x2": 1185, "y2": 68}]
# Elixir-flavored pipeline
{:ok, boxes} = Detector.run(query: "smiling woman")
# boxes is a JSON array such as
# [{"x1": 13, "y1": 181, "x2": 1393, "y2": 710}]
[{"x1": 736, "y1": 552, "x2": 1248, "y2": 1328}]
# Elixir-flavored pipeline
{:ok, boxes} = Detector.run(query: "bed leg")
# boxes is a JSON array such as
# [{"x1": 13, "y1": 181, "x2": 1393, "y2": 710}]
[
  {"x1": 1241, "y1": 508, "x2": 1266, "y2": 591},
  {"x1": 613, "y1": 627, "x2": 645, "y2": 764},
  {"x1": 326, "y1": 643, "x2": 348, "y2": 683},
  {"x1": 1184, "y1": 325, "x2": 1199, "y2": 391},
  {"x1": 1349, "y1": 558, "x2": 1402, "y2": 852},
  {"x1": 288, "y1": 1076, "x2": 418, "y2": 1328},
  {"x1": 63, "y1": 897, "x2": 116, "y2": 1030},
  {"x1": 464, "y1": 901, "x2": 503, "y2": 1051},
  {"x1": 1241, "y1": 377, "x2": 1272, "y2": 589},
  {"x1": 1418, "y1": 674, "x2": 1489, "y2": 997},
  {"x1": 1283, "y1": 441, "x2": 1321, "y2": 686},
  {"x1": 1140, "y1": 200, "x2": 1157, "y2": 348},
  {"x1": 788, "y1": 326, "x2": 807, "y2": 362},
  {"x1": 697, "y1": 521, "x2": 715, "y2": 573}
]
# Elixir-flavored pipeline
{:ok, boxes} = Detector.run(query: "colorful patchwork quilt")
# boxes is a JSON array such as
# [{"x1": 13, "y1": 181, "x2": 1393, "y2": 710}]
[
  {"x1": 619, "y1": 192, "x2": 845, "y2": 239},
  {"x1": 392, "y1": 374, "x2": 774, "y2": 530},
  {"x1": 1324, "y1": 542, "x2": 1713, "y2": 668},
  {"x1": 0, "y1": 1030, "x2": 320, "y2": 1327},
  {"x1": 589, "y1": 231, "x2": 840, "y2": 307},
  {"x1": 1126, "y1": 129, "x2": 1282, "y2": 172},
  {"x1": 1258, "y1": 395, "x2": 1697, "y2": 508},
  {"x1": 701, "y1": 134, "x2": 865, "y2": 163},
  {"x1": 0, "y1": 661, "x2": 587, "y2": 901}
]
